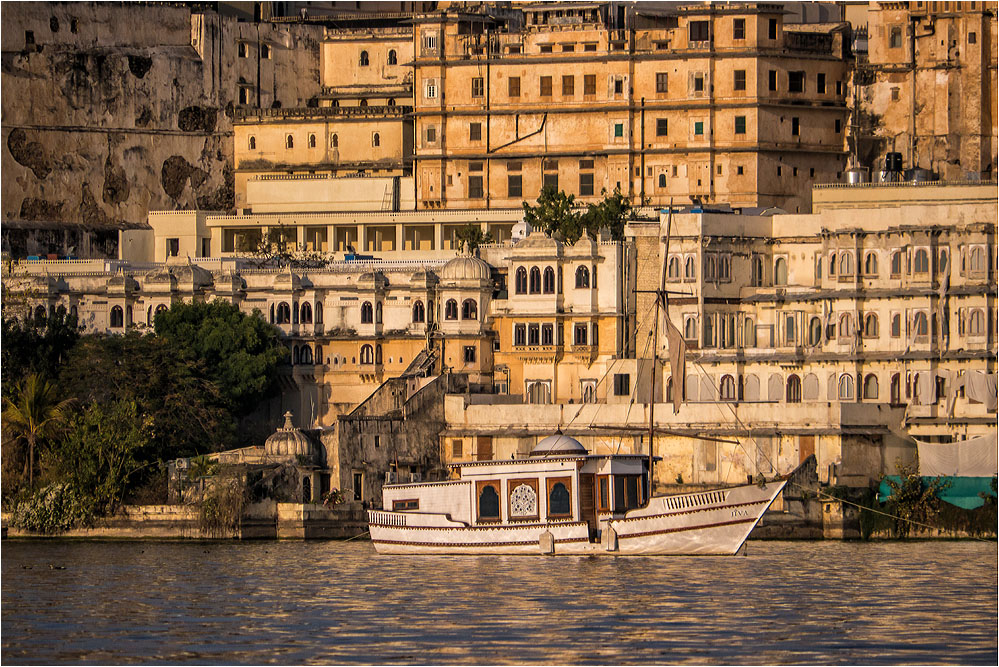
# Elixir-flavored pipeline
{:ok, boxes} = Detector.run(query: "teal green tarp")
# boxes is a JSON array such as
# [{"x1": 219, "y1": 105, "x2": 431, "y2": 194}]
[{"x1": 878, "y1": 476, "x2": 998, "y2": 510}]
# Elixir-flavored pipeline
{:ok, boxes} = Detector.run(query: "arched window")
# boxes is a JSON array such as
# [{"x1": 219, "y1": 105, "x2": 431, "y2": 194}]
[
  {"x1": 667, "y1": 256, "x2": 681, "y2": 279},
  {"x1": 293, "y1": 302, "x2": 299, "y2": 324},
  {"x1": 269, "y1": 304, "x2": 274, "y2": 323},
  {"x1": 751, "y1": 256, "x2": 764, "y2": 286},
  {"x1": 548, "y1": 482, "x2": 570, "y2": 516},
  {"x1": 308, "y1": 134, "x2": 316, "y2": 148},
  {"x1": 293, "y1": 345, "x2": 301, "y2": 365},
  {"x1": 315, "y1": 344, "x2": 323, "y2": 365},
  {"x1": 70, "y1": 305, "x2": 78, "y2": 321},
  {"x1": 891, "y1": 250, "x2": 903, "y2": 275},
  {"x1": 388, "y1": 49, "x2": 397, "y2": 65},
  {"x1": 863, "y1": 374, "x2": 879, "y2": 400},
  {"x1": 864, "y1": 313, "x2": 878, "y2": 338},
  {"x1": 387, "y1": 98, "x2": 396, "y2": 106},
  {"x1": 704, "y1": 255, "x2": 716, "y2": 281},
  {"x1": 839, "y1": 252, "x2": 854, "y2": 275},
  {"x1": 249, "y1": 136, "x2": 256, "y2": 150},
  {"x1": 301, "y1": 346, "x2": 313, "y2": 364},
  {"x1": 838, "y1": 373, "x2": 854, "y2": 400},
  {"x1": 969, "y1": 246, "x2": 986, "y2": 272},
  {"x1": 301, "y1": 302, "x2": 313, "y2": 324},
  {"x1": 331, "y1": 134, "x2": 339, "y2": 148},
  {"x1": 359, "y1": 99, "x2": 368, "y2": 107},
  {"x1": 891, "y1": 313, "x2": 901, "y2": 337},
  {"x1": 286, "y1": 134, "x2": 294, "y2": 149},
  {"x1": 277, "y1": 302, "x2": 291, "y2": 324},
  {"x1": 684, "y1": 256, "x2": 696, "y2": 280},
  {"x1": 156, "y1": 304, "x2": 169, "y2": 315},
  {"x1": 741, "y1": 318, "x2": 754, "y2": 348},
  {"x1": 684, "y1": 317, "x2": 697, "y2": 341},
  {"x1": 361, "y1": 301, "x2": 373, "y2": 324},
  {"x1": 774, "y1": 257, "x2": 788, "y2": 286},
  {"x1": 375, "y1": 302, "x2": 383, "y2": 324},
  {"x1": 110, "y1": 306, "x2": 124, "y2": 328},
  {"x1": 658, "y1": 173, "x2": 666, "y2": 188},
  {"x1": 839, "y1": 313, "x2": 852, "y2": 338},
  {"x1": 359, "y1": 50, "x2": 369, "y2": 66},
  {"x1": 914, "y1": 248, "x2": 929, "y2": 273},
  {"x1": 829, "y1": 253, "x2": 837, "y2": 276},
  {"x1": 865, "y1": 252, "x2": 878, "y2": 276},
  {"x1": 315, "y1": 302, "x2": 323, "y2": 325},
  {"x1": 703, "y1": 316, "x2": 714, "y2": 347},
  {"x1": 575, "y1": 265, "x2": 590, "y2": 288},
  {"x1": 785, "y1": 316, "x2": 796, "y2": 344},
  {"x1": 808, "y1": 316, "x2": 822, "y2": 346},
  {"x1": 515, "y1": 267, "x2": 528, "y2": 294},
  {"x1": 125, "y1": 306, "x2": 132, "y2": 326},
  {"x1": 890, "y1": 373, "x2": 901, "y2": 404},
  {"x1": 461, "y1": 299, "x2": 478, "y2": 320},
  {"x1": 914, "y1": 311, "x2": 928, "y2": 336},
  {"x1": 478, "y1": 484, "x2": 500, "y2": 520},
  {"x1": 939, "y1": 249, "x2": 948, "y2": 272},
  {"x1": 360, "y1": 344, "x2": 373, "y2": 364},
  {"x1": 413, "y1": 300, "x2": 425, "y2": 323},
  {"x1": 445, "y1": 299, "x2": 458, "y2": 320},
  {"x1": 969, "y1": 309, "x2": 985, "y2": 335},
  {"x1": 529, "y1": 267, "x2": 542, "y2": 294},
  {"x1": 375, "y1": 344, "x2": 382, "y2": 364},
  {"x1": 372, "y1": 133, "x2": 380, "y2": 147},
  {"x1": 720, "y1": 375, "x2": 736, "y2": 401},
  {"x1": 543, "y1": 267, "x2": 556, "y2": 294},
  {"x1": 786, "y1": 375, "x2": 802, "y2": 403}
]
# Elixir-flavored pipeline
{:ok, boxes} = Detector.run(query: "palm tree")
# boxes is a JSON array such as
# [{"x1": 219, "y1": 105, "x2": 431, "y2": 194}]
[{"x1": 2, "y1": 374, "x2": 74, "y2": 488}]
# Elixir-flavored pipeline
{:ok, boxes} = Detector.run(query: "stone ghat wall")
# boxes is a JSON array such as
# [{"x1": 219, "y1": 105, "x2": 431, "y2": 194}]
[
  {"x1": 1, "y1": 502, "x2": 367, "y2": 540},
  {"x1": 1, "y1": 2, "x2": 321, "y2": 258}
]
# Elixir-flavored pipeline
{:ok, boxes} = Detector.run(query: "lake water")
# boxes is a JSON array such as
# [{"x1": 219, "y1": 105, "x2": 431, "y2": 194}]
[{"x1": 2, "y1": 540, "x2": 996, "y2": 665}]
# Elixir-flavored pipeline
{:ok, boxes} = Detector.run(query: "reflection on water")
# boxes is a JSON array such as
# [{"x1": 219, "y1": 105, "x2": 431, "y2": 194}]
[{"x1": 2, "y1": 540, "x2": 996, "y2": 665}]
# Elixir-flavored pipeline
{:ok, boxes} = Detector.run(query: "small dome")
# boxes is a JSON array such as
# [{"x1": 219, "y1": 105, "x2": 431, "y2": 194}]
[
  {"x1": 530, "y1": 433, "x2": 588, "y2": 457},
  {"x1": 439, "y1": 254, "x2": 491, "y2": 282},
  {"x1": 264, "y1": 411, "x2": 318, "y2": 463},
  {"x1": 514, "y1": 230, "x2": 562, "y2": 251}
]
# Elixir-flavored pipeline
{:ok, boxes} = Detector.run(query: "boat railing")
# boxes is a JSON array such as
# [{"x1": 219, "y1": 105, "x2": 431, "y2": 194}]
[
  {"x1": 368, "y1": 510, "x2": 407, "y2": 527},
  {"x1": 663, "y1": 490, "x2": 728, "y2": 512}
]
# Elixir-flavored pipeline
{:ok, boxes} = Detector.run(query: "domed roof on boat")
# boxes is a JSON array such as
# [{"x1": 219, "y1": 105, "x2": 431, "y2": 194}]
[
  {"x1": 439, "y1": 254, "x2": 491, "y2": 282},
  {"x1": 529, "y1": 433, "x2": 588, "y2": 456},
  {"x1": 264, "y1": 411, "x2": 318, "y2": 463}
]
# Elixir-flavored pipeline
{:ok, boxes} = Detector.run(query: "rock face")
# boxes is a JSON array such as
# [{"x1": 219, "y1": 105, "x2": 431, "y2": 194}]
[{"x1": 1, "y1": 2, "x2": 321, "y2": 258}]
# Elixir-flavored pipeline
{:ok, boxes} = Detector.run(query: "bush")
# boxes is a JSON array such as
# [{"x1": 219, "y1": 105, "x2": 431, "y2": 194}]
[{"x1": 9, "y1": 484, "x2": 95, "y2": 534}]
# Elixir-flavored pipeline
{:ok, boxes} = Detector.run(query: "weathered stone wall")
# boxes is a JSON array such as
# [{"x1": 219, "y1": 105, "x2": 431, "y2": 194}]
[{"x1": 1, "y1": 2, "x2": 322, "y2": 258}]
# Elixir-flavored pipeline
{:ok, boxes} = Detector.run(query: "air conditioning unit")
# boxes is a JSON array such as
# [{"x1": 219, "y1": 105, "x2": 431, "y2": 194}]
[
  {"x1": 385, "y1": 471, "x2": 397, "y2": 484},
  {"x1": 410, "y1": 472, "x2": 422, "y2": 483}
]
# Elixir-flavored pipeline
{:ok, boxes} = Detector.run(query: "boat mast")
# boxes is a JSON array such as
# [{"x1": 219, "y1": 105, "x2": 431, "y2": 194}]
[{"x1": 648, "y1": 200, "x2": 673, "y2": 498}]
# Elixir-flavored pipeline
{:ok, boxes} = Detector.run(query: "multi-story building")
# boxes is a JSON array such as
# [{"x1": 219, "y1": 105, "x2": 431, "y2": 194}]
[{"x1": 233, "y1": 2, "x2": 853, "y2": 215}]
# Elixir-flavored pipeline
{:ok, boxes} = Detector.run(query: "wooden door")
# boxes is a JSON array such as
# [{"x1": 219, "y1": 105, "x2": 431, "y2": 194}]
[
  {"x1": 579, "y1": 474, "x2": 597, "y2": 541},
  {"x1": 476, "y1": 436, "x2": 493, "y2": 461},
  {"x1": 799, "y1": 435, "x2": 815, "y2": 464}
]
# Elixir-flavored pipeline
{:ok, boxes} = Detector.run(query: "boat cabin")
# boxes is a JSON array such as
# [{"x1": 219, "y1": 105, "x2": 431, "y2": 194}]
[{"x1": 381, "y1": 434, "x2": 655, "y2": 538}]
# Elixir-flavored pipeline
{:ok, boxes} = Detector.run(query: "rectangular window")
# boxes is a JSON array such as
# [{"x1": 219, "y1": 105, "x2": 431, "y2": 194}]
[
  {"x1": 579, "y1": 173, "x2": 594, "y2": 196},
  {"x1": 425, "y1": 125, "x2": 437, "y2": 143},
  {"x1": 768, "y1": 70, "x2": 777, "y2": 91},
  {"x1": 579, "y1": 159, "x2": 594, "y2": 170},
  {"x1": 656, "y1": 118, "x2": 668, "y2": 136},
  {"x1": 614, "y1": 78, "x2": 624, "y2": 95},
  {"x1": 613, "y1": 373, "x2": 630, "y2": 396},
  {"x1": 514, "y1": 324, "x2": 526, "y2": 346},
  {"x1": 425, "y1": 80, "x2": 438, "y2": 99},
  {"x1": 451, "y1": 439, "x2": 462, "y2": 457},
  {"x1": 737, "y1": 165, "x2": 744, "y2": 175},
  {"x1": 817, "y1": 72, "x2": 826, "y2": 94},
  {"x1": 393, "y1": 499, "x2": 419, "y2": 511},
  {"x1": 543, "y1": 172, "x2": 558, "y2": 190},
  {"x1": 562, "y1": 43, "x2": 575, "y2": 52},
  {"x1": 540, "y1": 44, "x2": 553, "y2": 53},
  {"x1": 788, "y1": 71, "x2": 805, "y2": 93},
  {"x1": 468, "y1": 175, "x2": 484, "y2": 199},
  {"x1": 768, "y1": 18, "x2": 778, "y2": 40},
  {"x1": 463, "y1": 346, "x2": 476, "y2": 363},
  {"x1": 735, "y1": 116, "x2": 746, "y2": 134},
  {"x1": 469, "y1": 161, "x2": 483, "y2": 172},
  {"x1": 471, "y1": 77, "x2": 484, "y2": 98},
  {"x1": 584, "y1": 74, "x2": 596, "y2": 95},
  {"x1": 562, "y1": 75, "x2": 574, "y2": 96},
  {"x1": 733, "y1": 18, "x2": 745, "y2": 40},
  {"x1": 656, "y1": 72, "x2": 668, "y2": 94},
  {"x1": 584, "y1": 43, "x2": 597, "y2": 52},
  {"x1": 541, "y1": 324, "x2": 553, "y2": 346},
  {"x1": 508, "y1": 174, "x2": 522, "y2": 198},
  {"x1": 693, "y1": 74, "x2": 704, "y2": 93},
  {"x1": 509, "y1": 76, "x2": 520, "y2": 97},
  {"x1": 689, "y1": 20, "x2": 709, "y2": 42},
  {"x1": 540, "y1": 76, "x2": 552, "y2": 97},
  {"x1": 598, "y1": 476, "x2": 610, "y2": 511},
  {"x1": 528, "y1": 324, "x2": 540, "y2": 345},
  {"x1": 574, "y1": 324, "x2": 588, "y2": 346},
  {"x1": 614, "y1": 122, "x2": 624, "y2": 138},
  {"x1": 835, "y1": 119, "x2": 842, "y2": 133},
  {"x1": 734, "y1": 69, "x2": 746, "y2": 91},
  {"x1": 694, "y1": 121, "x2": 704, "y2": 136},
  {"x1": 792, "y1": 117, "x2": 800, "y2": 136},
  {"x1": 469, "y1": 122, "x2": 482, "y2": 141}
]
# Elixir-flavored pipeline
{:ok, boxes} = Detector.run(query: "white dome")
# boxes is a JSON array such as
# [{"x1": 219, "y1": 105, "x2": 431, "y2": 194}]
[
  {"x1": 530, "y1": 433, "x2": 588, "y2": 456},
  {"x1": 439, "y1": 255, "x2": 491, "y2": 282}
]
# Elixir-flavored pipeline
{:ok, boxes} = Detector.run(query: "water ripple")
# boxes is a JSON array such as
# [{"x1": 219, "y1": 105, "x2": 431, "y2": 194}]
[{"x1": 2, "y1": 540, "x2": 996, "y2": 664}]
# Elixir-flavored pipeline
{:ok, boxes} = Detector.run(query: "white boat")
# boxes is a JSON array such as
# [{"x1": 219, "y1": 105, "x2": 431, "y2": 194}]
[{"x1": 368, "y1": 433, "x2": 786, "y2": 555}]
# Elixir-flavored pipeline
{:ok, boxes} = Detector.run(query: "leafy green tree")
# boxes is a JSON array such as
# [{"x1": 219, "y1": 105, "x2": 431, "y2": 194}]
[
  {"x1": 881, "y1": 460, "x2": 950, "y2": 538},
  {"x1": 454, "y1": 223, "x2": 494, "y2": 254},
  {"x1": 154, "y1": 300, "x2": 287, "y2": 415},
  {"x1": 2, "y1": 373, "x2": 75, "y2": 489},
  {"x1": 581, "y1": 188, "x2": 631, "y2": 241},
  {"x1": 1, "y1": 306, "x2": 80, "y2": 398},
  {"x1": 522, "y1": 186, "x2": 583, "y2": 243}
]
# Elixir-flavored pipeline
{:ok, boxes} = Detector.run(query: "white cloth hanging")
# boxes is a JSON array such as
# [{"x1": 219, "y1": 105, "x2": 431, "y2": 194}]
[{"x1": 916, "y1": 434, "x2": 998, "y2": 477}]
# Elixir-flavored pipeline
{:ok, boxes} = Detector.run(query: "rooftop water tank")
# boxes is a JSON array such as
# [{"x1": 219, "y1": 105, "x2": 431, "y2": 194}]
[{"x1": 846, "y1": 167, "x2": 870, "y2": 184}]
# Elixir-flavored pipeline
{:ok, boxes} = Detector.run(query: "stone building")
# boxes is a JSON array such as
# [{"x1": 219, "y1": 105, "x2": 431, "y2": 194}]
[
  {"x1": 232, "y1": 1, "x2": 853, "y2": 215},
  {"x1": 854, "y1": 1, "x2": 997, "y2": 179}
]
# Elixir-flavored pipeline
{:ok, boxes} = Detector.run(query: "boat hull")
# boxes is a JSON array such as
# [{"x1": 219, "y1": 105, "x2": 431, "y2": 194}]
[{"x1": 368, "y1": 479, "x2": 785, "y2": 556}]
